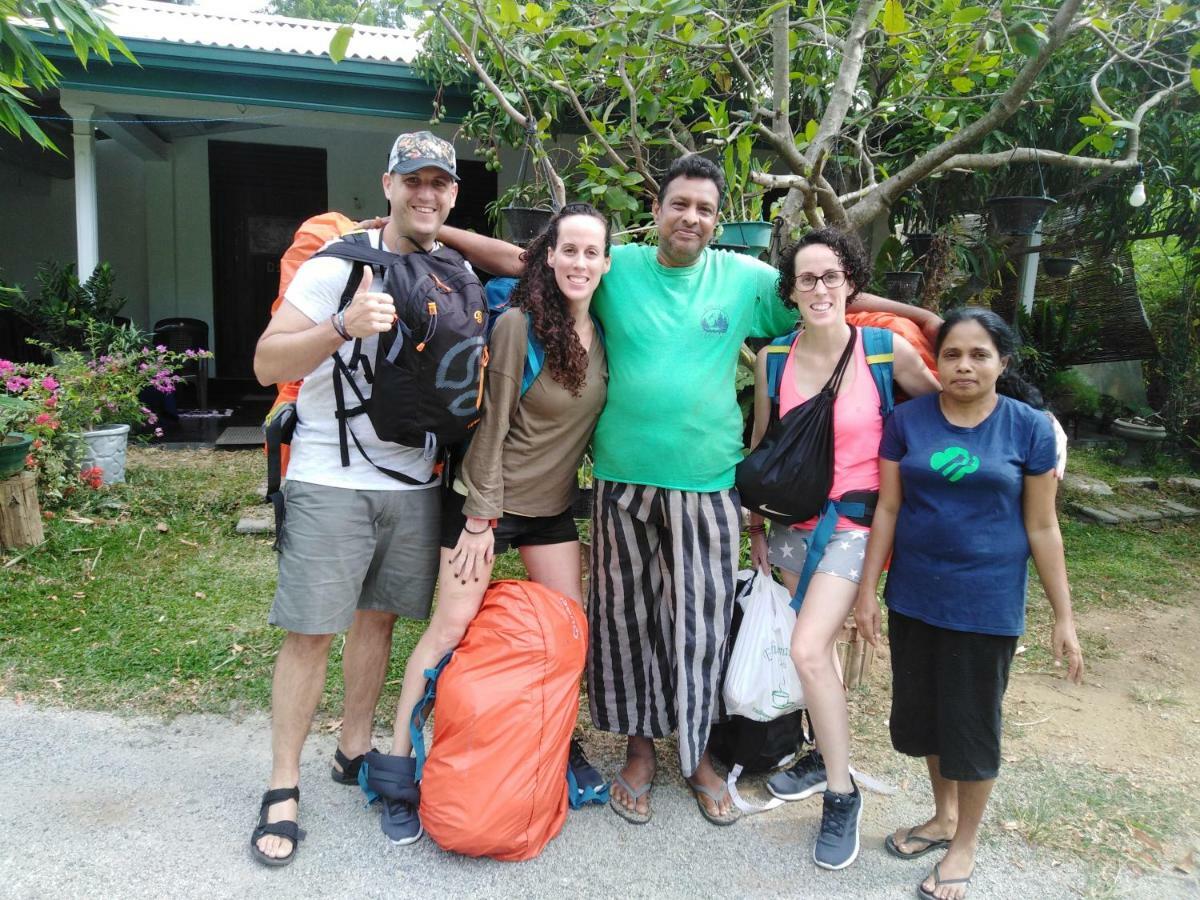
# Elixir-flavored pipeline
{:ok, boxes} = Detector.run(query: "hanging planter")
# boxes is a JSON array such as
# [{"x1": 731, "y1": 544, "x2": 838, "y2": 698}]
[
  {"x1": 903, "y1": 232, "x2": 936, "y2": 262},
  {"x1": 986, "y1": 195, "x2": 1056, "y2": 236},
  {"x1": 715, "y1": 221, "x2": 773, "y2": 257},
  {"x1": 501, "y1": 206, "x2": 553, "y2": 246},
  {"x1": 1041, "y1": 256, "x2": 1080, "y2": 279},
  {"x1": 0, "y1": 432, "x2": 33, "y2": 480},
  {"x1": 883, "y1": 271, "x2": 923, "y2": 304}
]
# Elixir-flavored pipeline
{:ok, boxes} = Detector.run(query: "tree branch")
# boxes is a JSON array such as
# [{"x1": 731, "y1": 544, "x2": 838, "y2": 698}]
[
  {"x1": 848, "y1": 0, "x2": 1087, "y2": 228},
  {"x1": 805, "y1": 0, "x2": 885, "y2": 170}
]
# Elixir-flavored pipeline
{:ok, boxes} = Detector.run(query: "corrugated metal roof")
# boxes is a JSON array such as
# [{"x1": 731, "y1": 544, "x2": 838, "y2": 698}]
[{"x1": 94, "y1": 0, "x2": 420, "y2": 63}]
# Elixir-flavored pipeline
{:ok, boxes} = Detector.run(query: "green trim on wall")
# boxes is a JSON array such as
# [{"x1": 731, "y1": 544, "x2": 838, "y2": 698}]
[{"x1": 27, "y1": 33, "x2": 471, "y2": 122}]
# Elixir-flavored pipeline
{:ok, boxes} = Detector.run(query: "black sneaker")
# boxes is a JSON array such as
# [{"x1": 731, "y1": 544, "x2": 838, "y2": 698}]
[
  {"x1": 813, "y1": 781, "x2": 862, "y2": 870},
  {"x1": 766, "y1": 749, "x2": 827, "y2": 801}
]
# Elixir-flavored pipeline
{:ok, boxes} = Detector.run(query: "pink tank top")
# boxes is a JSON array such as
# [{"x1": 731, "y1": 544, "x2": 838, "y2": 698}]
[{"x1": 779, "y1": 331, "x2": 882, "y2": 531}]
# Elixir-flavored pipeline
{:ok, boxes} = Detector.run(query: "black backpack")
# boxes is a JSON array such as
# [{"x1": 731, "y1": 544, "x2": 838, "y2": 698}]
[{"x1": 315, "y1": 234, "x2": 487, "y2": 483}]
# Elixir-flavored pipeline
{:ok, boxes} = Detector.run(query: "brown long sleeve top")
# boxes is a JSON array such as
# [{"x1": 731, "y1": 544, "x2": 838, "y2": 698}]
[{"x1": 461, "y1": 308, "x2": 607, "y2": 519}]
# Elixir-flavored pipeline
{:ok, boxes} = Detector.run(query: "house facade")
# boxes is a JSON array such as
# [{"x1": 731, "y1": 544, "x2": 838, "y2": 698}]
[{"x1": 1, "y1": 0, "x2": 510, "y2": 378}]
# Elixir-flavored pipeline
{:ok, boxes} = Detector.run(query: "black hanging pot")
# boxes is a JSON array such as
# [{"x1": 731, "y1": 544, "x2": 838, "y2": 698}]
[
  {"x1": 883, "y1": 271, "x2": 923, "y2": 303},
  {"x1": 903, "y1": 232, "x2": 936, "y2": 262},
  {"x1": 1041, "y1": 256, "x2": 1080, "y2": 278},
  {"x1": 501, "y1": 206, "x2": 553, "y2": 246},
  {"x1": 986, "y1": 195, "x2": 1056, "y2": 236}
]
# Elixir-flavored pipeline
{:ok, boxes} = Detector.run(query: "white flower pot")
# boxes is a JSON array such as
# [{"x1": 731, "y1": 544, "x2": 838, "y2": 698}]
[{"x1": 80, "y1": 423, "x2": 131, "y2": 485}]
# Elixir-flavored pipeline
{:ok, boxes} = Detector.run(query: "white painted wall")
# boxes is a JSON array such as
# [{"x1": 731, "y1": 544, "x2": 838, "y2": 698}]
[{"x1": 1, "y1": 88, "x2": 525, "y2": 369}]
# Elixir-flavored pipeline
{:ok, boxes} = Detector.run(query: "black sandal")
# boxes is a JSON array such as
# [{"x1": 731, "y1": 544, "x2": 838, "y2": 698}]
[
  {"x1": 331, "y1": 747, "x2": 375, "y2": 785},
  {"x1": 250, "y1": 787, "x2": 306, "y2": 868}
]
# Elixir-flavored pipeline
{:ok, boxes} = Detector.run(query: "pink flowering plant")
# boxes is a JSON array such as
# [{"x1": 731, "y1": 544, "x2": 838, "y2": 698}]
[{"x1": 1, "y1": 344, "x2": 209, "y2": 502}]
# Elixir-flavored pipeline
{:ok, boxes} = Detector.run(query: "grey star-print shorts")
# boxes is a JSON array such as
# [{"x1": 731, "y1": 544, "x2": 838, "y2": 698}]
[{"x1": 767, "y1": 526, "x2": 869, "y2": 584}]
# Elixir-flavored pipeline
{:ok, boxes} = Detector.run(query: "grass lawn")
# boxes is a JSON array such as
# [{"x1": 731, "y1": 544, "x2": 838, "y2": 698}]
[{"x1": 2, "y1": 444, "x2": 1196, "y2": 716}]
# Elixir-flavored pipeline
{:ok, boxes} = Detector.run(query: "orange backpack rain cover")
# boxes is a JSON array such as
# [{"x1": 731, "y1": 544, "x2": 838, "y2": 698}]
[
  {"x1": 419, "y1": 580, "x2": 587, "y2": 862},
  {"x1": 266, "y1": 211, "x2": 359, "y2": 472}
]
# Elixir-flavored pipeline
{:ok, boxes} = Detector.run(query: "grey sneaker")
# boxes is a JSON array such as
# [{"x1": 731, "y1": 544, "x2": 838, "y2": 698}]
[
  {"x1": 813, "y1": 781, "x2": 862, "y2": 871},
  {"x1": 766, "y1": 749, "x2": 827, "y2": 801}
]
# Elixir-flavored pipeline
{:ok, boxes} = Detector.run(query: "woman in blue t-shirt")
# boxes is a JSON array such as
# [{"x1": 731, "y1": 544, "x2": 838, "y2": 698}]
[{"x1": 853, "y1": 307, "x2": 1083, "y2": 900}]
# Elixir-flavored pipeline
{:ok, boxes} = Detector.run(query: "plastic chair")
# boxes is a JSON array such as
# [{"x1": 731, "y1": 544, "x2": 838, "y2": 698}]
[{"x1": 153, "y1": 317, "x2": 209, "y2": 410}]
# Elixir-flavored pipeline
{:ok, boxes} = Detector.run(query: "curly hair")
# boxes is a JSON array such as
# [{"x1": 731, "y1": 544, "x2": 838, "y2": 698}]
[
  {"x1": 777, "y1": 227, "x2": 871, "y2": 308},
  {"x1": 509, "y1": 202, "x2": 610, "y2": 397}
]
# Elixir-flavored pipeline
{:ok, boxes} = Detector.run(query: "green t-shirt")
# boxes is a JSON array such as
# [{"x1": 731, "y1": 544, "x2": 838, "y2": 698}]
[{"x1": 591, "y1": 244, "x2": 796, "y2": 491}]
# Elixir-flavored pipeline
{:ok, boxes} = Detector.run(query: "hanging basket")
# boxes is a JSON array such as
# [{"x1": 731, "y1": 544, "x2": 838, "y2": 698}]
[
  {"x1": 718, "y1": 221, "x2": 773, "y2": 253},
  {"x1": 501, "y1": 206, "x2": 553, "y2": 246},
  {"x1": 1041, "y1": 256, "x2": 1080, "y2": 279},
  {"x1": 986, "y1": 196, "x2": 1056, "y2": 236},
  {"x1": 903, "y1": 232, "x2": 936, "y2": 262},
  {"x1": 883, "y1": 271, "x2": 923, "y2": 304}
]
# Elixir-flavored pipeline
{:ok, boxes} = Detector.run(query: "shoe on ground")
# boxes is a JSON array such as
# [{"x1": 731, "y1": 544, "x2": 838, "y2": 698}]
[
  {"x1": 380, "y1": 796, "x2": 423, "y2": 846},
  {"x1": 767, "y1": 749, "x2": 827, "y2": 801},
  {"x1": 813, "y1": 780, "x2": 862, "y2": 871}
]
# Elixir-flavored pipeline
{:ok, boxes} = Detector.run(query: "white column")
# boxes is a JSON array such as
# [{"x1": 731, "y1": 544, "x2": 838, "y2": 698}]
[
  {"x1": 61, "y1": 101, "x2": 100, "y2": 279},
  {"x1": 1015, "y1": 225, "x2": 1043, "y2": 323}
]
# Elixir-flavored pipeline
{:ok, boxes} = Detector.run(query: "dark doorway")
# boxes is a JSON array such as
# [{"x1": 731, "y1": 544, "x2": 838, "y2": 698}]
[{"x1": 209, "y1": 141, "x2": 328, "y2": 378}]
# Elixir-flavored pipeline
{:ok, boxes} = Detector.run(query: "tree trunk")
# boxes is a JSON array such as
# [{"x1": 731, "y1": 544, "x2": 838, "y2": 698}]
[{"x1": 0, "y1": 471, "x2": 44, "y2": 549}]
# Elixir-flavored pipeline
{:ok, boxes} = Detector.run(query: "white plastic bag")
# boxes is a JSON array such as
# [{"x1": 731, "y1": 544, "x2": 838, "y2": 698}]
[{"x1": 723, "y1": 571, "x2": 804, "y2": 721}]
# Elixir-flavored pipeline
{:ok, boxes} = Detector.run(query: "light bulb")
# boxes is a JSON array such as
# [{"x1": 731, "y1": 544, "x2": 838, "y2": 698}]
[{"x1": 1129, "y1": 180, "x2": 1147, "y2": 208}]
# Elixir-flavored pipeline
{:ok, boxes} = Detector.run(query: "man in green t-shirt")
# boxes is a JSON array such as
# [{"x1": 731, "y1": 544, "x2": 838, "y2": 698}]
[{"x1": 439, "y1": 155, "x2": 938, "y2": 827}]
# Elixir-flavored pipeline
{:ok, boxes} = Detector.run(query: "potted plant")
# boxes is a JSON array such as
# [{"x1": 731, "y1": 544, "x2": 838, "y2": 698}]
[
  {"x1": 1041, "y1": 256, "x2": 1080, "y2": 279},
  {"x1": 0, "y1": 394, "x2": 34, "y2": 479},
  {"x1": 712, "y1": 133, "x2": 772, "y2": 257},
  {"x1": 883, "y1": 271, "x2": 924, "y2": 303},
  {"x1": 986, "y1": 195, "x2": 1057, "y2": 236},
  {"x1": 0, "y1": 261, "x2": 126, "y2": 354}
]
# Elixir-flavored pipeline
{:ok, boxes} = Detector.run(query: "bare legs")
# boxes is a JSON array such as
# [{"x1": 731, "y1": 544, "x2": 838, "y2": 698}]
[
  {"x1": 790, "y1": 572, "x2": 858, "y2": 794},
  {"x1": 337, "y1": 610, "x2": 397, "y2": 762}
]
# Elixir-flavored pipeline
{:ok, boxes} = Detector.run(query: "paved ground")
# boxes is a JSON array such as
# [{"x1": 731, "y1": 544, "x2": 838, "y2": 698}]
[{"x1": 1, "y1": 701, "x2": 1193, "y2": 899}]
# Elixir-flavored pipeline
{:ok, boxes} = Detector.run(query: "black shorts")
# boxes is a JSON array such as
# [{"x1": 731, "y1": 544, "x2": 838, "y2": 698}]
[
  {"x1": 887, "y1": 608, "x2": 1018, "y2": 782},
  {"x1": 438, "y1": 488, "x2": 580, "y2": 554}
]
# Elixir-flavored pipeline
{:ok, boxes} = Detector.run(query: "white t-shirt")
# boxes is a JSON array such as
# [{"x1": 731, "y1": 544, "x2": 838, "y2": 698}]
[{"x1": 283, "y1": 228, "x2": 438, "y2": 491}]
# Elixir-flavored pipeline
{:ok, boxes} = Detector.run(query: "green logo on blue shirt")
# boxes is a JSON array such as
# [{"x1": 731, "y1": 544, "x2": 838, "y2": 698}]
[{"x1": 930, "y1": 446, "x2": 980, "y2": 482}]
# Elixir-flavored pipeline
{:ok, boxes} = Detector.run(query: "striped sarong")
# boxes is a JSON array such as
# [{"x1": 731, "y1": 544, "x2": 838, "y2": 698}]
[{"x1": 586, "y1": 479, "x2": 740, "y2": 776}]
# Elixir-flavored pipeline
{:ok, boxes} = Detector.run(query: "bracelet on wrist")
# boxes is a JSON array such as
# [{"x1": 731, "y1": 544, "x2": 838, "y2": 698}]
[
  {"x1": 746, "y1": 524, "x2": 767, "y2": 535},
  {"x1": 330, "y1": 309, "x2": 351, "y2": 341},
  {"x1": 464, "y1": 517, "x2": 498, "y2": 535}
]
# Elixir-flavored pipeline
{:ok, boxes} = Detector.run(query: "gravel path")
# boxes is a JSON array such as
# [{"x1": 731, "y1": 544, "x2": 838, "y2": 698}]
[{"x1": 0, "y1": 701, "x2": 1190, "y2": 899}]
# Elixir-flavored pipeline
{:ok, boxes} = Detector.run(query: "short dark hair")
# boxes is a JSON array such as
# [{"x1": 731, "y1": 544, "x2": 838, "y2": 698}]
[
  {"x1": 657, "y1": 155, "x2": 726, "y2": 208},
  {"x1": 936, "y1": 307, "x2": 1046, "y2": 409},
  {"x1": 777, "y1": 227, "x2": 871, "y2": 307}
]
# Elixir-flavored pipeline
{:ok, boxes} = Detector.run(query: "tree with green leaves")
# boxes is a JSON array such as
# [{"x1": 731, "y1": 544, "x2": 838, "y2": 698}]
[
  {"x1": 267, "y1": 0, "x2": 402, "y2": 27},
  {"x1": 2, "y1": 1, "x2": 133, "y2": 148},
  {"x1": 338, "y1": 0, "x2": 1197, "y2": 244}
]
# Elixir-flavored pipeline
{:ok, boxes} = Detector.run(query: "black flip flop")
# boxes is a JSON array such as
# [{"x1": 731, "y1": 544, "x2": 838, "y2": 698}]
[
  {"x1": 916, "y1": 861, "x2": 974, "y2": 899},
  {"x1": 250, "y1": 787, "x2": 306, "y2": 868},
  {"x1": 885, "y1": 826, "x2": 951, "y2": 859}
]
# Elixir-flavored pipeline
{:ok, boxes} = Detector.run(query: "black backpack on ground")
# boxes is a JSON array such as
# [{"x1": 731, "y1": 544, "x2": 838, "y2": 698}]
[{"x1": 315, "y1": 234, "x2": 487, "y2": 484}]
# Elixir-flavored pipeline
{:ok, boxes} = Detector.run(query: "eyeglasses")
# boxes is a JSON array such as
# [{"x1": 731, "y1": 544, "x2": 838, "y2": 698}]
[{"x1": 795, "y1": 270, "x2": 848, "y2": 291}]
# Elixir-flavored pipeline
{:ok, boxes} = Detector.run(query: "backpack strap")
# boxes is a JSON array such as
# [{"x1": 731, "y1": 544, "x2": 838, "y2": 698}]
[
  {"x1": 519, "y1": 313, "x2": 606, "y2": 397},
  {"x1": 790, "y1": 492, "x2": 878, "y2": 611},
  {"x1": 262, "y1": 401, "x2": 297, "y2": 552},
  {"x1": 764, "y1": 330, "x2": 799, "y2": 424},
  {"x1": 409, "y1": 651, "x2": 454, "y2": 781},
  {"x1": 862, "y1": 326, "x2": 895, "y2": 417}
]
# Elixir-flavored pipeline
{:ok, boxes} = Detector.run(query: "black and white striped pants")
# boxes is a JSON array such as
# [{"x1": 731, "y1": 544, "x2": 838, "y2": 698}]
[{"x1": 586, "y1": 479, "x2": 740, "y2": 776}]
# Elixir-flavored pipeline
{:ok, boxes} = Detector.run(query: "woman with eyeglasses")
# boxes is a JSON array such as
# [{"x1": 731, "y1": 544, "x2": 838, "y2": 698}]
[{"x1": 746, "y1": 228, "x2": 940, "y2": 871}]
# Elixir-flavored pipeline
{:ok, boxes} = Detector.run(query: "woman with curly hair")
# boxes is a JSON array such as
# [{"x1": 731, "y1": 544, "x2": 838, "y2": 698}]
[
  {"x1": 367, "y1": 202, "x2": 611, "y2": 844},
  {"x1": 746, "y1": 227, "x2": 940, "y2": 870}
]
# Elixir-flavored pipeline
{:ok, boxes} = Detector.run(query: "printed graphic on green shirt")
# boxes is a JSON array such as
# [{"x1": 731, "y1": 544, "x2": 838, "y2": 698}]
[
  {"x1": 701, "y1": 308, "x2": 730, "y2": 333},
  {"x1": 929, "y1": 446, "x2": 981, "y2": 482}
]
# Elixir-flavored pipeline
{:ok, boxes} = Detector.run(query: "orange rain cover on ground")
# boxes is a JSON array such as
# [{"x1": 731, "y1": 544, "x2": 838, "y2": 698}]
[
  {"x1": 266, "y1": 211, "x2": 359, "y2": 472},
  {"x1": 419, "y1": 580, "x2": 587, "y2": 862}
]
